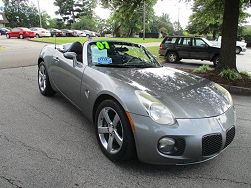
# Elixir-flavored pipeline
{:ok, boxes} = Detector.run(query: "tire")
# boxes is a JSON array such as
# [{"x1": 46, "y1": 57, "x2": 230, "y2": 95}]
[
  {"x1": 95, "y1": 100, "x2": 136, "y2": 162},
  {"x1": 19, "y1": 34, "x2": 24, "y2": 39},
  {"x1": 6, "y1": 34, "x2": 10, "y2": 39},
  {"x1": 36, "y1": 34, "x2": 39, "y2": 38},
  {"x1": 213, "y1": 55, "x2": 220, "y2": 67},
  {"x1": 166, "y1": 51, "x2": 178, "y2": 63},
  {"x1": 235, "y1": 47, "x2": 241, "y2": 54},
  {"x1": 38, "y1": 62, "x2": 56, "y2": 96}
]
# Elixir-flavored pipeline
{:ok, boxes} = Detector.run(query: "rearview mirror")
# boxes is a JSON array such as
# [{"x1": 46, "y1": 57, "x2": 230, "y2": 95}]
[{"x1": 64, "y1": 52, "x2": 77, "y2": 59}]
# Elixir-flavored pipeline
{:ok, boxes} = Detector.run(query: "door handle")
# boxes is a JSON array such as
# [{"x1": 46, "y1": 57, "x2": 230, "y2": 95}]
[{"x1": 53, "y1": 57, "x2": 59, "y2": 62}]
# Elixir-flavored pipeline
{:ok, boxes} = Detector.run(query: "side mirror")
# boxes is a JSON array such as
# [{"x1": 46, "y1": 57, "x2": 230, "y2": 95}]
[{"x1": 64, "y1": 52, "x2": 77, "y2": 59}]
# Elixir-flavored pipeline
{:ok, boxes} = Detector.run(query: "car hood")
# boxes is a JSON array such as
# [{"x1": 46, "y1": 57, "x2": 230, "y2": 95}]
[{"x1": 96, "y1": 67, "x2": 231, "y2": 119}]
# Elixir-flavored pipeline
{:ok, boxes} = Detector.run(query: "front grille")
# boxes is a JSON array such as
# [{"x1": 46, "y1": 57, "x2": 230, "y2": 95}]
[
  {"x1": 202, "y1": 134, "x2": 222, "y2": 156},
  {"x1": 225, "y1": 127, "x2": 235, "y2": 148}
]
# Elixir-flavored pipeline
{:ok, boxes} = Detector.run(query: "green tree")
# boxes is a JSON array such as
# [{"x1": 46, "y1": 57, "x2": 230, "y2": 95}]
[
  {"x1": 3, "y1": 0, "x2": 41, "y2": 28},
  {"x1": 54, "y1": 0, "x2": 95, "y2": 23},
  {"x1": 71, "y1": 15, "x2": 96, "y2": 30},
  {"x1": 187, "y1": 0, "x2": 249, "y2": 40},
  {"x1": 148, "y1": 14, "x2": 174, "y2": 35},
  {"x1": 100, "y1": 0, "x2": 157, "y2": 37}
]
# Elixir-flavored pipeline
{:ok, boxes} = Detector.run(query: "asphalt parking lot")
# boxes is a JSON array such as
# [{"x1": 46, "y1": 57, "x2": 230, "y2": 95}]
[{"x1": 0, "y1": 37, "x2": 251, "y2": 187}]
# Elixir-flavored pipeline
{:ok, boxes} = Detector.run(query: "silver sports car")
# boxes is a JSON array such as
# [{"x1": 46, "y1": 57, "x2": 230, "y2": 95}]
[{"x1": 38, "y1": 40, "x2": 235, "y2": 165}]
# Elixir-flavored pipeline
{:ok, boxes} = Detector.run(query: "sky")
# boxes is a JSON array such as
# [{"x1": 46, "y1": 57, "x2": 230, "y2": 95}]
[{"x1": 0, "y1": 0, "x2": 251, "y2": 28}]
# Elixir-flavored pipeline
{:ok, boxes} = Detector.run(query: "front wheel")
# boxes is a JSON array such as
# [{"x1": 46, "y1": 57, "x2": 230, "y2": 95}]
[
  {"x1": 95, "y1": 100, "x2": 135, "y2": 162},
  {"x1": 38, "y1": 62, "x2": 55, "y2": 96},
  {"x1": 166, "y1": 52, "x2": 178, "y2": 63},
  {"x1": 19, "y1": 34, "x2": 24, "y2": 39}
]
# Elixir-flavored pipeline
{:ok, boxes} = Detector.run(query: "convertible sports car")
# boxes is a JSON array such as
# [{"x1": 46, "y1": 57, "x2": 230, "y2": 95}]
[{"x1": 38, "y1": 40, "x2": 236, "y2": 165}]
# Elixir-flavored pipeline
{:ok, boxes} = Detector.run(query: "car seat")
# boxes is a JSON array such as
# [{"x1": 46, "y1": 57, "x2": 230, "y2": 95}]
[{"x1": 68, "y1": 41, "x2": 83, "y2": 63}]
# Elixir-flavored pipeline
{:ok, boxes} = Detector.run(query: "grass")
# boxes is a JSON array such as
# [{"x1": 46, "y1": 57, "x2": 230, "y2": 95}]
[
  {"x1": 219, "y1": 68, "x2": 242, "y2": 81},
  {"x1": 193, "y1": 65, "x2": 211, "y2": 73},
  {"x1": 146, "y1": 46, "x2": 165, "y2": 62},
  {"x1": 31, "y1": 37, "x2": 162, "y2": 44}
]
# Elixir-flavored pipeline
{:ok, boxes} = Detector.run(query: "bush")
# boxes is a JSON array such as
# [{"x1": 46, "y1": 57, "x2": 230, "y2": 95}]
[
  {"x1": 219, "y1": 69, "x2": 242, "y2": 81},
  {"x1": 193, "y1": 65, "x2": 211, "y2": 73}
]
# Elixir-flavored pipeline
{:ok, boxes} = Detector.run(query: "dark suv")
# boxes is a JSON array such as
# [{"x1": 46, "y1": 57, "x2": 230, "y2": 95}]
[{"x1": 159, "y1": 36, "x2": 220, "y2": 66}]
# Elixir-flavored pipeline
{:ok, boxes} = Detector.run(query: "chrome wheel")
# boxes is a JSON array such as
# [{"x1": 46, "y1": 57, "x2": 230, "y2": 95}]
[
  {"x1": 38, "y1": 65, "x2": 47, "y2": 92},
  {"x1": 97, "y1": 107, "x2": 123, "y2": 154},
  {"x1": 19, "y1": 34, "x2": 24, "y2": 39}
]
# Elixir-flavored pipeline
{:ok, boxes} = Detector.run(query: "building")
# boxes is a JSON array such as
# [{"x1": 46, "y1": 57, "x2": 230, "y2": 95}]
[{"x1": 0, "y1": 12, "x2": 9, "y2": 27}]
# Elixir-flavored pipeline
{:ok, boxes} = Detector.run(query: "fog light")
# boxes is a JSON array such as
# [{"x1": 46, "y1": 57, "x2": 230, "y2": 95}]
[{"x1": 158, "y1": 137, "x2": 175, "y2": 154}]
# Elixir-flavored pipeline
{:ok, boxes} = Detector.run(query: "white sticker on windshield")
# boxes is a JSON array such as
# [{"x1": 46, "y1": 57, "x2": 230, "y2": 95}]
[{"x1": 92, "y1": 46, "x2": 108, "y2": 64}]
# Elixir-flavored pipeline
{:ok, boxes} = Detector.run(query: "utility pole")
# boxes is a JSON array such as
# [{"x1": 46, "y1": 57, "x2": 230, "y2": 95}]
[
  {"x1": 177, "y1": 7, "x2": 180, "y2": 35},
  {"x1": 143, "y1": 0, "x2": 146, "y2": 40},
  {"x1": 37, "y1": 0, "x2": 42, "y2": 28}
]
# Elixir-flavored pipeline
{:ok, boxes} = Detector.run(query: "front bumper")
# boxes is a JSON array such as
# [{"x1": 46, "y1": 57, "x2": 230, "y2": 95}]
[{"x1": 130, "y1": 106, "x2": 235, "y2": 165}]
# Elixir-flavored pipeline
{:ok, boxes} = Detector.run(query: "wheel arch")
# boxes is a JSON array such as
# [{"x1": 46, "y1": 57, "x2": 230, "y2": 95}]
[{"x1": 92, "y1": 93, "x2": 128, "y2": 124}]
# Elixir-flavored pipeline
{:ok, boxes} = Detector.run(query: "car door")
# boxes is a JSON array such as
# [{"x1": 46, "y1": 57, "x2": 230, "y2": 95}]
[
  {"x1": 51, "y1": 48, "x2": 87, "y2": 107},
  {"x1": 11, "y1": 28, "x2": 19, "y2": 37},
  {"x1": 175, "y1": 37, "x2": 192, "y2": 58},
  {"x1": 190, "y1": 38, "x2": 210, "y2": 60}
]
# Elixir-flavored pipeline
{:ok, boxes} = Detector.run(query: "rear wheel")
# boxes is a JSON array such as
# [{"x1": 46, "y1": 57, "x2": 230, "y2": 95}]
[
  {"x1": 38, "y1": 62, "x2": 56, "y2": 96},
  {"x1": 6, "y1": 34, "x2": 10, "y2": 39},
  {"x1": 95, "y1": 100, "x2": 135, "y2": 162},
  {"x1": 19, "y1": 34, "x2": 24, "y2": 39},
  {"x1": 36, "y1": 34, "x2": 40, "y2": 38},
  {"x1": 166, "y1": 52, "x2": 178, "y2": 63},
  {"x1": 235, "y1": 47, "x2": 241, "y2": 54}
]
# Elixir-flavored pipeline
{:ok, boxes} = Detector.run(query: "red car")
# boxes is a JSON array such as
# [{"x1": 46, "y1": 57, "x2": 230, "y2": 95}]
[{"x1": 6, "y1": 27, "x2": 36, "y2": 39}]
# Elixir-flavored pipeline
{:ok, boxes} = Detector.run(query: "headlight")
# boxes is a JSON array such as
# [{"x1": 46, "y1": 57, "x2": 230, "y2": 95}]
[
  {"x1": 135, "y1": 91, "x2": 176, "y2": 125},
  {"x1": 214, "y1": 83, "x2": 233, "y2": 105}
]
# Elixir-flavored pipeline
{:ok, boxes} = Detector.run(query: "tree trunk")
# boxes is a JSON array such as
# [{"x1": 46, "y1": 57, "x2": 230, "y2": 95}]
[{"x1": 219, "y1": 0, "x2": 240, "y2": 71}]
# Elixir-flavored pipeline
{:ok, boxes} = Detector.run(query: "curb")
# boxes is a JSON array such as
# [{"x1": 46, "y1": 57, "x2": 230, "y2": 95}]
[{"x1": 220, "y1": 84, "x2": 251, "y2": 96}]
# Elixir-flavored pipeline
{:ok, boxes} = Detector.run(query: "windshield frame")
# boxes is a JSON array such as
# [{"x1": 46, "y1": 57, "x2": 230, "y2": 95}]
[{"x1": 87, "y1": 41, "x2": 161, "y2": 68}]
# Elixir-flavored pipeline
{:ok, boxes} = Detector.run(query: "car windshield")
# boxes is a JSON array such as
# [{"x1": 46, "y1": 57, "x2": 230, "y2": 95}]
[
  {"x1": 89, "y1": 41, "x2": 160, "y2": 68},
  {"x1": 203, "y1": 38, "x2": 213, "y2": 46}
]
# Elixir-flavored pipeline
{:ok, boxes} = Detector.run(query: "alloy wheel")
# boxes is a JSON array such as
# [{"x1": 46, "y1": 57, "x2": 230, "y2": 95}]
[
  {"x1": 38, "y1": 65, "x2": 47, "y2": 92},
  {"x1": 97, "y1": 107, "x2": 123, "y2": 154},
  {"x1": 168, "y1": 53, "x2": 177, "y2": 63}
]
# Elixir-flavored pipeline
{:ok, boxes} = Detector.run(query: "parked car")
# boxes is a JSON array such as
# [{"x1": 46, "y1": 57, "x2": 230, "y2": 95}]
[
  {"x1": 83, "y1": 30, "x2": 95, "y2": 37},
  {"x1": 0, "y1": 27, "x2": 10, "y2": 35},
  {"x1": 210, "y1": 36, "x2": 247, "y2": 54},
  {"x1": 159, "y1": 36, "x2": 220, "y2": 67},
  {"x1": 30, "y1": 27, "x2": 51, "y2": 38},
  {"x1": 73, "y1": 30, "x2": 86, "y2": 37},
  {"x1": 61, "y1": 29, "x2": 74, "y2": 37},
  {"x1": 37, "y1": 40, "x2": 235, "y2": 165},
  {"x1": 6, "y1": 27, "x2": 36, "y2": 39},
  {"x1": 49, "y1": 29, "x2": 63, "y2": 37}
]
